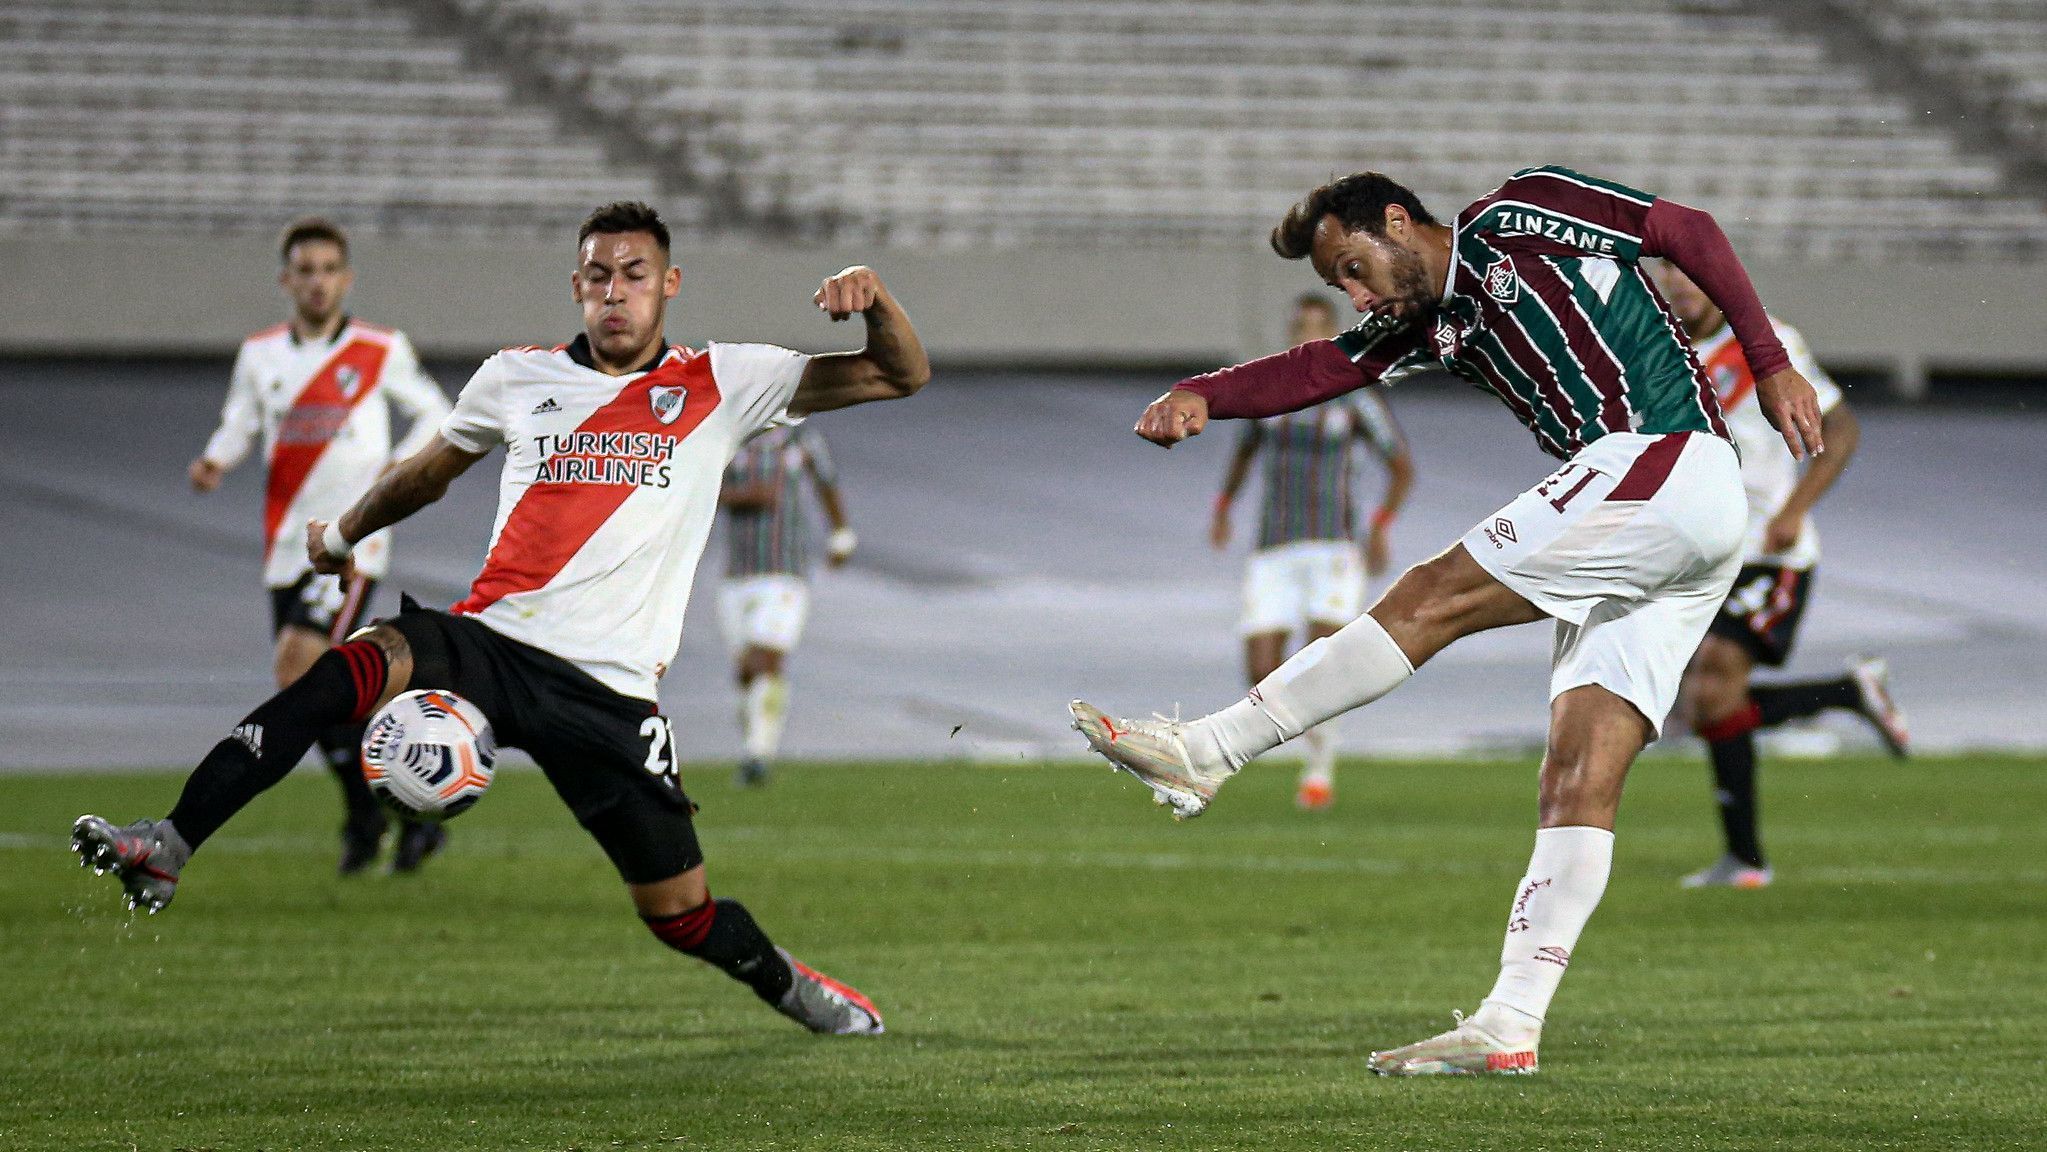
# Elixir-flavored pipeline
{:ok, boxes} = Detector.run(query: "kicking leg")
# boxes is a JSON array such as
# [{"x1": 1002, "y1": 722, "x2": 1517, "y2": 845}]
[
  {"x1": 72, "y1": 625, "x2": 413, "y2": 911},
  {"x1": 1369, "y1": 684, "x2": 1647, "y2": 1076},
  {"x1": 276, "y1": 626, "x2": 392, "y2": 874},
  {"x1": 1073, "y1": 544, "x2": 1541, "y2": 817}
]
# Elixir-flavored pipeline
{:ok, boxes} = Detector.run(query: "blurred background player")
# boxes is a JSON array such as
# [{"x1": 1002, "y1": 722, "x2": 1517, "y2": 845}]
[
  {"x1": 1656, "y1": 264, "x2": 1911, "y2": 891},
  {"x1": 717, "y1": 425, "x2": 856, "y2": 787},
  {"x1": 187, "y1": 217, "x2": 452, "y2": 875},
  {"x1": 1210, "y1": 294, "x2": 1413, "y2": 809}
]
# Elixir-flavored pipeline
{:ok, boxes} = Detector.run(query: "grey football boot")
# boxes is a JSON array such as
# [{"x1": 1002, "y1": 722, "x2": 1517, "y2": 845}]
[
  {"x1": 774, "y1": 948, "x2": 884, "y2": 1035},
  {"x1": 71, "y1": 816, "x2": 191, "y2": 913}
]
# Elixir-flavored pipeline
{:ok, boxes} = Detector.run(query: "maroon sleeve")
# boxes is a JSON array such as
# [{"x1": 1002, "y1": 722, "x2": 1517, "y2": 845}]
[
  {"x1": 1642, "y1": 199, "x2": 1791, "y2": 379},
  {"x1": 1173, "y1": 340, "x2": 1366, "y2": 419}
]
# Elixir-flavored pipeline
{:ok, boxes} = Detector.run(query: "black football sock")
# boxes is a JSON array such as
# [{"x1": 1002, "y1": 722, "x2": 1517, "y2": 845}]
[
  {"x1": 318, "y1": 723, "x2": 387, "y2": 836},
  {"x1": 1752, "y1": 677, "x2": 1860, "y2": 728},
  {"x1": 644, "y1": 897, "x2": 796, "y2": 1005},
  {"x1": 166, "y1": 641, "x2": 389, "y2": 849},
  {"x1": 1707, "y1": 732, "x2": 1765, "y2": 868}
]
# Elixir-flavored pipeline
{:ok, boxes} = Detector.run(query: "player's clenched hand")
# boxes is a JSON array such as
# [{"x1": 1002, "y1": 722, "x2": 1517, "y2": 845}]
[
  {"x1": 1756, "y1": 368, "x2": 1824, "y2": 460},
  {"x1": 188, "y1": 457, "x2": 223, "y2": 493},
  {"x1": 814, "y1": 266, "x2": 886, "y2": 321},
  {"x1": 305, "y1": 519, "x2": 356, "y2": 580},
  {"x1": 1135, "y1": 389, "x2": 1208, "y2": 448}
]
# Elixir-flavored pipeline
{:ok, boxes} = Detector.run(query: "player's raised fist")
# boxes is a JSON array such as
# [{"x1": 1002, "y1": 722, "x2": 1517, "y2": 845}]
[
  {"x1": 1756, "y1": 367, "x2": 1824, "y2": 460},
  {"x1": 814, "y1": 266, "x2": 886, "y2": 321},
  {"x1": 1135, "y1": 389, "x2": 1209, "y2": 448}
]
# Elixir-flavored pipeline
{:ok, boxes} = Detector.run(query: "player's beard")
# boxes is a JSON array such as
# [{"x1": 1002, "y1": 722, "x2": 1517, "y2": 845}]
[{"x1": 1378, "y1": 244, "x2": 1440, "y2": 323}]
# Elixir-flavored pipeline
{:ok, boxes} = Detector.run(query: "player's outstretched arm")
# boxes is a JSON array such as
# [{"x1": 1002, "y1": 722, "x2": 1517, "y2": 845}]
[
  {"x1": 791, "y1": 266, "x2": 931, "y2": 415},
  {"x1": 307, "y1": 436, "x2": 487, "y2": 575}
]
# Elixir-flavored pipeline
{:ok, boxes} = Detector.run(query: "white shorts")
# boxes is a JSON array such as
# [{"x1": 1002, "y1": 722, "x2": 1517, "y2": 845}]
[
  {"x1": 1242, "y1": 539, "x2": 1368, "y2": 636},
  {"x1": 716, "y1": 574, "x2": 811, "y2": 655},
  {"x1": 1461, "y1": 432, "x2": 1746, "y2": 735}
]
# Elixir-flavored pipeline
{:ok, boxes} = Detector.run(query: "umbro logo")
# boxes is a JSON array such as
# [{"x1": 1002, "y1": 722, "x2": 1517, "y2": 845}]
[
  {"x1": 1493, "y1": 518, "x2": 1518, "y2": 544},
  {"x1": 531, "y1": 397, "x2": 562, "y2": 414},
  {"x1": 1534, "y1": 946, "x2": 1571, "y2": 968}
]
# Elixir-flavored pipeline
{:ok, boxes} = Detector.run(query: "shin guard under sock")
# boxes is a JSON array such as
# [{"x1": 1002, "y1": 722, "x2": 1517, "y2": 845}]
[
  {"x1": 1187, "y1": 613, "x2": 1413, "y2": 771},
  {"x1": 167, "y1": 640, "x2": 389, "y2": 849},
  {"x1": 644, "y1": 897, "x2": 795, "y2": 1005}
]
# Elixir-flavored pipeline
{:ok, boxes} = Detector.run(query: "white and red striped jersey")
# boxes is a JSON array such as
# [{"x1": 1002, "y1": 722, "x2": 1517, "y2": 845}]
[
  {"x1": 1693, "y1": 318, "x2": 1843, "y2": 569},
  {"x1": 203, "y1": 319, "x2": 451, "y2": 587},
  {"x1": 439, "y1": 335, "x2": 810, "y2": 701}
]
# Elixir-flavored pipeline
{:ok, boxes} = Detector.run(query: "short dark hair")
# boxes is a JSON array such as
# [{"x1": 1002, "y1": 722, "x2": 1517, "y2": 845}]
[
  {"x1": 1293, "y1": 293, "x2": 1338, "y2": 316},
  {"x1": 279, "y1": 216, "x2": 348, "y2": 264},
  {"x1": 579, "y1": 200, "x2": 670, "y2": 254},
  {"x1": 1270, "y1": 173, "x2": 1438, "y2": 260}
]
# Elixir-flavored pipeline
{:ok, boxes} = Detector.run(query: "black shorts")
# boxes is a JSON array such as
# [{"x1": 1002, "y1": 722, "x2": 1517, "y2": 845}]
[
  {"x1": 1708, "y1": 564, "x2": 1815, "y2": 668},
  {"x1": 380, "y1": 596, "x2": 701, "y2": 884},
  {"x1": 270, "y1": 571, "x2": 379, "y2": 642}
]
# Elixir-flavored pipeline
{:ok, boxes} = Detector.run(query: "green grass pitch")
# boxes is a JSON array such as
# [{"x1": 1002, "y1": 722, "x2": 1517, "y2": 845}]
[{"x1": 3, "y1": 755, "x2": 2042, "y2": 1151}]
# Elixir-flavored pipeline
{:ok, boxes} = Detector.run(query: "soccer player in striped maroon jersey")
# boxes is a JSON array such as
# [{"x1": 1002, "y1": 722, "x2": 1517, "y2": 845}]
[
  {"x1": 716, "y1": 423, "x2": 855, "y2": 786},
  {"x1": 74, "y1": 201, "x2": 928, "y2": 1036},
  {"x1": 1211, "y1": 295, "x2": 1413, "y2": 810},
  {"x1": 1072, "y1": 167, "x2": 1824, "y2": 1074},
  {"x1": 1655, "y1": 263, "x2": 1909, "y2": 892}
]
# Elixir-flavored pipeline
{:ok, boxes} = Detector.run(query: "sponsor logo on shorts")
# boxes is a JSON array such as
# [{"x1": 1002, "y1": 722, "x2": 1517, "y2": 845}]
[
  {"x1": 231, "y1": 722, "x2": 264, "y2": 758},
  {"x1": 1483, "y1": 517, "x2": 1518, "y2": 549}
]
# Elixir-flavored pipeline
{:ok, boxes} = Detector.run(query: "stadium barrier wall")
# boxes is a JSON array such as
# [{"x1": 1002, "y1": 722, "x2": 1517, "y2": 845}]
[{"x1": 2, "y1": 236, "x2": 2040, "y2": 389}]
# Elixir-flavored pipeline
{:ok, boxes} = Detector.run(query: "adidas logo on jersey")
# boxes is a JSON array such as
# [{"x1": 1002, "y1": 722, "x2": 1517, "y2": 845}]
[{"x1": 531, "y1": 397, "x2": 562, "y2": 414}]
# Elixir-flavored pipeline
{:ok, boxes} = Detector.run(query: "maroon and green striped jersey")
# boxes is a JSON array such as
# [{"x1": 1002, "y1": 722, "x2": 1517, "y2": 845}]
[
  {"x1": 1333, "y1": 166, "x2": 1729, "y2": 460},
  {"x1": 722, "y1": 425, "x2": 837, "y2": 578},
  {"x1": 1238, "y1": 395, "x2": 1406, "y2": 550}
]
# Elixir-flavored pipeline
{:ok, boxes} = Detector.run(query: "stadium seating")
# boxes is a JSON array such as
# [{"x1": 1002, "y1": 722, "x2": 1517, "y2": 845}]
[
  {"x1": 1858, "y1": 0, "x2": 2047, "y2": 154},
  {"x1": 2, "y1": 0, "x2": 2041, "y2": 258},
  {"x1": 0, "y1": 0, "x2": 667, "y2": 237},
  {"x1": 453, "y1": 0, "x2": 2047, "y2": 258}
]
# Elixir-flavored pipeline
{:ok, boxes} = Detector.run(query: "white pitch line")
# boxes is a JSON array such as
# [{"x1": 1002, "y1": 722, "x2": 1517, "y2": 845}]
[{"x1": 10, "y1": 831, "x2": 2043, "y2": 887}]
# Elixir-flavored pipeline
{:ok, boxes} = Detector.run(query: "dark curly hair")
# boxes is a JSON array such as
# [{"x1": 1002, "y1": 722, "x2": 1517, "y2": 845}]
[
  {"x1": 579, "y1": 201, "x2": 670, "y2": 253},
  {"x1": 1270, "y1": 173, "x2": 1438, "y2": 260}
]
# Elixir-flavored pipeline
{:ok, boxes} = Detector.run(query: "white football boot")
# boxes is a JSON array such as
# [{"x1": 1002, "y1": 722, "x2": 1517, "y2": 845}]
[
  {"x1": 1368, "y1": 1011, "x2": 1539, "y2": 1076},
  {"x1": 1848, "y1": 656, "x2": 1911, "y2": 759},
  {"x1": 1069, "y1": 701, "x2": 1232, "y2": 819}
]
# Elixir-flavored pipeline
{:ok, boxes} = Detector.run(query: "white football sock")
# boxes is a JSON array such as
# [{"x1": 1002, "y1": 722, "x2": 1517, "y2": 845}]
[
  {"x1": 1185, "y1": 613, "x2": 1413, "y2": 771},
  {"x1": 1476, "y1": 825, "x2": 1615, "y2": 1044},
  {"x1": 1300, "y1": 724, "x2": 1335, "y2": 785},
  {"x1": 742, "y1": 674, "x2": 789, "y2": 761}
]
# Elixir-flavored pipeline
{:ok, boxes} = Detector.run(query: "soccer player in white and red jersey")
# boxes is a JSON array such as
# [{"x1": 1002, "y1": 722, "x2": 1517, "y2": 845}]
[
  {"x1": 1071, "y1": 167, "x2": 1824, "y2": 1074},
  {"x1": 1211, "y1": 294, "x2": 1412, "y2": 809},
  {"x1": 189, "y1": 217, "x2": 452, "y2": 875},
  {"x1": 717, "y1": 424, "x2": 855, "y2": 787},
  {"x1": 1654, "y1": 264, "x2": 1909, "y2": 891},
  {"x1": 75, "y1": 202, "x2": 929, "y2": 1036}
]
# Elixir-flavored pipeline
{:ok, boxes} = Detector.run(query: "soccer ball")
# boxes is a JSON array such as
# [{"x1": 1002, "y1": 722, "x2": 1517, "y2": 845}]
[{"x1": 360, "y1": 689, "x2": 497, "y2": 821}]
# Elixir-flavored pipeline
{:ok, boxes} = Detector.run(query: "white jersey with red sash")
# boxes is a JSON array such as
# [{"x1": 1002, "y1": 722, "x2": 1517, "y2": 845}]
[
  {"x1": 202, "y1": 319, "x2": 451, "y2": 586},
  {"x1": 438, "y1": 336, "x2": 810, "y2": 701},
  {"x1": 1692, "y1": 318, "x2": 1842, "y2": 569}
]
